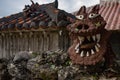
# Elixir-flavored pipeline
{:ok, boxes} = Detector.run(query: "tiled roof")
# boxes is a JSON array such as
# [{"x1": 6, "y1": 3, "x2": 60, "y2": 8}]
[
  {"x1": 0, "y1": 0, "x2": 75, "y2": 32},
  {"x1": 100, "y1": 0, "x2": 120, "y2": 3},
  {"x1": 75, "y1": 1, "x2": 120, "y2": 30},
  {"x1": 1, "y1": 0, "x2": 119, "y2": 31},
  {"x1": 99, "y1": 1, "x2": 120, "y2": 30}
]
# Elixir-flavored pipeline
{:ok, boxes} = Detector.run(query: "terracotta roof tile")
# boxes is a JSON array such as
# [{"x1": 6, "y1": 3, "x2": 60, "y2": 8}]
[
  {"x1": 100, "y1": 1, "x2": 120, "y2": 30},
  {"x1": 0, "y1": 0, "x2": 74, "y2": 31}
]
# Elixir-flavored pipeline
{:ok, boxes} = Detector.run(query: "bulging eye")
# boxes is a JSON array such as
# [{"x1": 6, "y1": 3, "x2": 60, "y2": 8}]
[
  {"x1": 76, "y1": 15, "x2": 84, "y2": 20},
  {"x1": 89, "y1": 13, "x2": 99, "y2": 19}
]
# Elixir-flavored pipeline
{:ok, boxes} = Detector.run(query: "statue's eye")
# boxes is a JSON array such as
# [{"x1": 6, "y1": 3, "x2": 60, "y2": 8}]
[
  {"x1": 89, "y1": 13, "x2": 99, "y2": 19},
  {"x1": 76, "y1": 15, "x2": 84, "y2": 20}
]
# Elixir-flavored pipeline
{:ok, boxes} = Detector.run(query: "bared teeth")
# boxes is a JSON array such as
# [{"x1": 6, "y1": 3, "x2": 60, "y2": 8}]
[
  {"x1": 76, "y1": 34, "x2": 101, "y2": 56},
  {"x1": 95, "y1": 45, "x2": 99, "y2": 52},
  {"x1": 96, "y1": 34, "x2": 101, "y2": 42},
  {"x1": 78, "y1": 36, "x2": 81, "y2": 41},
  {"x1": 76, "y1": 49, "x2": 79, "y2": 53},
  {"x1": 75, "y1": 43, "x2": 80, "y2": 50},
  {"x1": 92, "y1": 35, "x2": 96, "y2": 41},
  {"x1": 91, "y1": 49, "x2": 95, "y2": 54},
  {"x1": 80, "y1": 51, "x2": 84, "y2": 57},
  {"x1": 78, "y1": 34, "x2": 100, "y2": 43},
  {"x1": 86, "y1": 52, "x2": 90, "y2": 57},
  {"x1": 78, "y1": 36, "x2": 85, "y2": 42},
  {"x1": 79, "y1": 40, "x2": 82, "y2": 44},
  {"x1": 87, "y1": 36, "x2": 90, "y2": 41},
  {"x1": 96, "y1": 43, "x2": 100, "y2": 48}
]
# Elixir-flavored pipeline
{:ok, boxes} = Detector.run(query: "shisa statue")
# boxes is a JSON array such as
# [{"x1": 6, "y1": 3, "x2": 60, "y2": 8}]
[{"x1": 67, "y1": 5, "x2": 117, "y2": 74}]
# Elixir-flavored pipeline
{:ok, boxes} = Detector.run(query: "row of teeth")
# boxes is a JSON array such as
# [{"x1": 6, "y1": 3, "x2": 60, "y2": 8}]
[
  {"x1": 75, "y1": 43, "x2": 100, "y2": 57},
  {"x1": 75, "y1": 34, "x2": 101, "y2": 57},
  {"x1": 78, "y1": 34, "x2": 101, "y2": 44}
]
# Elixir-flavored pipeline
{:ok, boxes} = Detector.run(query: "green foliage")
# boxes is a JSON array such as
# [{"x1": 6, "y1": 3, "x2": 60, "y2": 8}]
[
  {"x1": 32, "y1": 52, "x2": 39, "y2": 58},
  {"x1": 92, "y1": 73, "x2": 99, "y2": 80},
  {"x1": 64, "y1": 59, "x2": 72, "y2": 66}
]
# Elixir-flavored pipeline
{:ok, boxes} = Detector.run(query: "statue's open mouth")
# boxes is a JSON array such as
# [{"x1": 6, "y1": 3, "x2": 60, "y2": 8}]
[
  {"x1": 67, "y1": 5, "x2": 113, "y2": 66},
  {"x1": 75, "y1": 34, "x2": 101, "y2": 57}
]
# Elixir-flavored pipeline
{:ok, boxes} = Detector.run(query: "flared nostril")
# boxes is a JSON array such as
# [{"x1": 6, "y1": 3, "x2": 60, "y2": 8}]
[
  {"x1": 77, "y1": 24, "x2": 89, "y2": 30},
  {"x1": 77, "y1": 25, "x2": 82, "y2": 30},
  {"x1": 84, "y1": 25, "x2": 89, "y2": 29}
]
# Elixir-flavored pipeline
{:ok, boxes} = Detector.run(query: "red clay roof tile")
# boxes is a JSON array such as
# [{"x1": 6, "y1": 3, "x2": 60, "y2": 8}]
[
  {"x1": 0, "y1": 0, "x2": 74, "y2": 31},
  {"x1": 100, "y1": 1, "x2": 120, "y2": 30}
]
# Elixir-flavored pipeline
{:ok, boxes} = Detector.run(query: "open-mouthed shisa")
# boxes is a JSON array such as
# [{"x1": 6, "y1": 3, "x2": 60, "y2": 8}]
[{"x1": 67, "y1": 5, "x2": 115, "y2": 67}]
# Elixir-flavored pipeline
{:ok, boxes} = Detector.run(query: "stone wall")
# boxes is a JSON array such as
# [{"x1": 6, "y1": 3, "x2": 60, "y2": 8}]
[{"x1": 0, "y1": 30, "x2": 70, "y2": 59}]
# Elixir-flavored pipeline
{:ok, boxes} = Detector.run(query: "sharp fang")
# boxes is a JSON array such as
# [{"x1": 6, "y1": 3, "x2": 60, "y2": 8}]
[
  {"x1": 96, "y1": 43, "x2": 100, "y2": 48},
  {"x1": 91, "y1": 49, "x2": 95, "y2": 54},
  {"x1": 92, "y1": 35, "x2": 96, "y2": 41},
  {"x1": 87, "y1": 36, "x2": 90, "y2": 41},
  {"x1": 78, "y1": 36, "x2": 85, "y2": 42},
  {"x1": 75, "y1": 43, "x2": 80, "y2": 50},
  {"x1": 78, "y1": 36, "x2": 81, "y2": 41},
  {"x1": 79, "y1": 40, "x2": 82, "y2": 44},
  {"x1": 76, "y1": 49, "x2": 79, "y2": 53},
  {"x1": 80, "y1": 51, "x2": 84, "y2": 57},
  {"x1": 86, "y1": 52, "x2": 90, "y2": 57},
  {"x1": 95, "y1": 45, "x2": 99, "y2": 52},
  {"x1": 96, "y1": 34, "x2": 101, "y2": 42}
]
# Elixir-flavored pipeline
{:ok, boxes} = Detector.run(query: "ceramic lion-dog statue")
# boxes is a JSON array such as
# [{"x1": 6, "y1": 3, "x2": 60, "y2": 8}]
[{"x1": 67, "y1": 5, "x2": 118, "y2": 74}]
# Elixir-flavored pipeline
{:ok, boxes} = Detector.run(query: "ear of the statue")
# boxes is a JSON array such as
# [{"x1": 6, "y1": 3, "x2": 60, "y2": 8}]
[
  {"x1": 91, "y1": 5, "x2": 99, "y2": 14},
  {"x1": 77, "y1": 6, "x2": 86, "y2": 15}
]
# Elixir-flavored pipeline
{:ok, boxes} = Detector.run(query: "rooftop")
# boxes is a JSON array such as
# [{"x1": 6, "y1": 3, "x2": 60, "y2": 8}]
[
  {"x1": 0, "y1": 0, "x2": 74, "y2": 32},
  {"x1": 0, "y1": 0, "x2": 119, "y2": 31}
]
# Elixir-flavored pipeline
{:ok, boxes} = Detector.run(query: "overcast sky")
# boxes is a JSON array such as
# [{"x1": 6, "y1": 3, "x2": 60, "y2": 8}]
[{"x1": 0, "y1": 0, "x2": 100, "y2": 18}]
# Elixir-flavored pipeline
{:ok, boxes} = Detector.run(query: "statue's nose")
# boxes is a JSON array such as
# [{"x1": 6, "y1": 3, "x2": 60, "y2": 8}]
[{"x1": 77, "y1": 24, "x2": 89, "y2": 30}]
